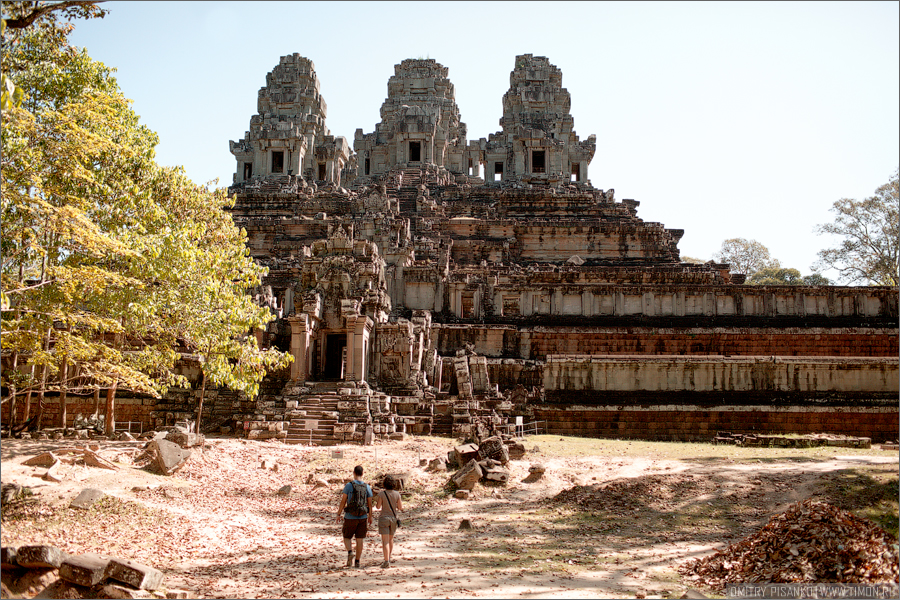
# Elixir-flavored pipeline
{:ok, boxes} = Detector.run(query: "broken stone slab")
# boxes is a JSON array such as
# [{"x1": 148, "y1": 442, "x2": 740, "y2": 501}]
[
  {"x1": 23, "y1": 452, "x2": 57, "y2": 467},
  {"x1": 528, "y1": 463, "x2": 546, "y2": 474},
  {"x1": 59, "y1": 553, "x2": 112, "y2": 587},
  {"x1": 458, "y1": 519, "x2": 473, "y2": 530},
  {"x1": 454, "y1": 490, "x2": 470, "y2": 500},
  {"x1": 84, "y1": 449, "x2": 119, "y2": 470},
  {"x1": 277, "y1": 485, "x2": 292, "y2": 496},
  {"x1": 106, "y1": 557, "x2": 164, "y2": 591},
  {"x1": 145, "y1": 439, "x2": 191, "y2": 475},
  {"x1": 16, "y1": 545, "x2": 67, "y2": 568},
  {"x1": 70, "y1": 487, "x2": 106, "y2": 510},
  {"x1": 451, "y1": 459, "x2": 483, "y2": 491}
]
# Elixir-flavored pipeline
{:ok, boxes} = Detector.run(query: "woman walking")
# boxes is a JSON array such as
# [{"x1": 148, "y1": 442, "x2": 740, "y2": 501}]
[{"x1": 374, "y1": 475, "x2": 403, "y2": 568}]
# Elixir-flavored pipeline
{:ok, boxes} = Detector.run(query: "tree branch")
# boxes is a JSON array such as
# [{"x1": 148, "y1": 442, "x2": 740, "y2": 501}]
[{"x1": 3, "y1": 1, "x2": 105, "y2": 29}]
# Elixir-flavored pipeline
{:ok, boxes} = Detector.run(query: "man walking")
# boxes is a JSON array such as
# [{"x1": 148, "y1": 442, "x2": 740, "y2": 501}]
[{"x1": 335, "y1": 465, "x2": 373, "y2": 568}]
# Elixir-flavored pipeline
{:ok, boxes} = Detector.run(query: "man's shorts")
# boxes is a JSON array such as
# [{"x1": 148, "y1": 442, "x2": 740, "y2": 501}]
[
  {"x1": 378, "y1": 515, "x2": 397, "y2": 536},
  {"x1": 342, "y1": 517, "x2": 368, "y2": 539}
]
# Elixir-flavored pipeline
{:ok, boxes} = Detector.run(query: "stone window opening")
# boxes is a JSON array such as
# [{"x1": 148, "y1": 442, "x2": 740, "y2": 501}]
[
  {"x1": 461, "y1": 292, "x2": 476, "y2": 318},
  {"x1": 365, "y1": 158, "x2": 370, "y2": 176},
  {"x1": 571, "y1": 163, "x2": 580, "y2": 182},
  {"x1": 243, "y1": 162, "x2": 253, "y2": 180},
  {"x1": 318, "y1": 163, "x2": 326, "y2": 180},
  {"x1": 271, "y1": 151, "x2": 284, "y2": 173},
  {"x1": 409, "y1": 141, "x2": 421, "y2": 162},
  {"x1": 532, "y1": 150, "x2": 546, "y2": 174},
  {"x1": 494, "y1": 161, "x2": 503, "y2": 182},
  {"x1": 468, "y1": 158, "x2": 473, "y2": 176}
]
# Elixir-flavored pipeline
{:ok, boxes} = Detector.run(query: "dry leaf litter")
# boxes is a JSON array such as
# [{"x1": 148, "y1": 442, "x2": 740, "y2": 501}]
[{"x1": 679, "y1": 498, "x2": 899, "y2": 593}]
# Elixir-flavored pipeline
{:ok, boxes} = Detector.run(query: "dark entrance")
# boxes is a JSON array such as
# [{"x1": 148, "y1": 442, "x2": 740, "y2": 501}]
[
  {"x1": 409, "y1": 141, "x2": 421, "y2": 162},
  {"x1": 323, "y1": 333, "x2": 347, "y2": 380}
]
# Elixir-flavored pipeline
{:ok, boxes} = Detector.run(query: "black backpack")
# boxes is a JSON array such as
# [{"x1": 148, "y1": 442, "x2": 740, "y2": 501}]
[{"x1": 347, "y1": 481, "x2": 368, "y2": 516}]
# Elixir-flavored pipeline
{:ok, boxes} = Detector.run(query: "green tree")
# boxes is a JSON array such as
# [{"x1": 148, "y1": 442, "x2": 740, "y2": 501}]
[
  {"x1": 1, "y1": 3, "x2": 290, "y2": 432},
  {"x1": 747, "y1": 267, "x2": 803, "y2": 285},
  {"x1": 713, "y1": 238, "x2": 780, "y2": 276},
  {"x1": 815, "y1": 170, "x2": 899, "y2": 286}
]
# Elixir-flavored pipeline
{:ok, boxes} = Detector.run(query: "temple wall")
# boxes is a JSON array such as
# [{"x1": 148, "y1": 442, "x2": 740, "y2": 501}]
[
  {"x1": 543, "y1": 355, "x2": 899, "y2": 395},
  {"x1": 529, "y1": 404, "x2": 899, "y2": 442},
  {"x1": 434, "y1": 325, "x2": 898, "y2": 360}
]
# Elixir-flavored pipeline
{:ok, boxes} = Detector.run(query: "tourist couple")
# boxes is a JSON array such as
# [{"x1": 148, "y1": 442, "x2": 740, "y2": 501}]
[{"x1": 335, "y1": 465, "x2": 402, "y2": 569}]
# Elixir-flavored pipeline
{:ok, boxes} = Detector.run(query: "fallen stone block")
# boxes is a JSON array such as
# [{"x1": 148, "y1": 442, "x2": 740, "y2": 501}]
[
  {"x1": 16, "y1": 545, "x2": 67, "y2": 568},
  {"x1": 23, "y1": 452, "x2": 57, "y2": 467},
  {"x1": 107, "y1": 557, "x2": 164, "y2": 591},
  {"x1": 277, "y1": 485, "x2": 292, "y2": 496},
  {"x1": 70, "y1": 488, "x2": 106, "y2": 510},
  {"x1": 458, "y1": 519, "x2": 473, "y2": 530},
  {"x1": 164, "y1": 430, "x2": 204, "y2": 448},
  {"x1": 454, "y1": 490, "x2": 470, "y2": 500},
  {"x1": 427, "y1": 457, "x2": 447, "y2": 472},
  {"x1": 451, "y1": 459, "x2": 483, "y2": 491},
  {"x1": 145, "y1": 439, "x2": 191, "y2": 476},
  {"x1": 59, "y1": 553, "x2": 112, "y2": 587},
  {"x1": 478, "y1": 437, "x2": 509, "y2": 465},
  {"x1": 165, "y1": 590, "x2": 191, "y2": 599},
  {"x1": 484, "y1": 466, "x2": 510, "y2": 484},
  {"x1": 1, "y1": 546, "x2": 17, "y2": 567},
  {"x1": 505, "y1": 441, "x2": 526, "y2": 460},
  {"x1": 528, "y1": 463, "x2": 546, "y2": 474}
]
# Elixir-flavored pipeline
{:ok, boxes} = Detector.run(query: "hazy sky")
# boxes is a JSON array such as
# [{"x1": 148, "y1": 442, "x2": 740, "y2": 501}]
[{"x1": 68, "y1": 1, "x2": 899, "y2": 279}]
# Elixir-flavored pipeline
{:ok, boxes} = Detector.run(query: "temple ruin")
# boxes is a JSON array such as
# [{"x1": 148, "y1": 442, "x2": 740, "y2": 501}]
[{"x1": 16, "y1": 54, "x2": 898, "y2": 444}]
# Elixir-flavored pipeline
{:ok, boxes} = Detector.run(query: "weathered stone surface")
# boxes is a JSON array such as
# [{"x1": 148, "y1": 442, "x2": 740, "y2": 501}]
[
  {"x1": 427, "y1": 457, "x2": 447, "y2": 472},
  {"x1": 451, "y1": 459, "x2": 483, "y2": 491},
  {"x1": 59, "y1": 553, "x2": 112, "y2": 587},
  {"x1": 458, "y1": 518, "x2": 473, "y2": 530},
  {"x1": 145, "y1": 439, "x2": 191, "y2": 475},
  {"x1": 277, "y1": 485, "x2": 292, "y2": 496},
  {"x1": 106, "y1": 558, "x2": 164, "y2": 591},
  {"x1": 70, "y1": 488, "x2": 105, "y2": 510},
  {"x1": 164, "y1": 430, "x2": 204, "y2": 448},
  {"x1": 528, "y1": 463, "x2": 546, "y2": 474},
  {"x1": 478, "y1": 437, "x2": 509, "y2": 465},
  {"x1": 454, "y1": 490, "x2": 470, "y2": 499},
  {"x1": 16, "y1": 545, "x2": 66, "y2": 568}
]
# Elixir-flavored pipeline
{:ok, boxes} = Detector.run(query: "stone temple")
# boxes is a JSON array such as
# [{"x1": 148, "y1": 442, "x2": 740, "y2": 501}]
[{"x1": 30, "y1": 54, "x2": 898, "y2": 443}]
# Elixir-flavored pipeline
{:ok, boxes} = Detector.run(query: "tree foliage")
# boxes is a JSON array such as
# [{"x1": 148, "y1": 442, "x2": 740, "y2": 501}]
[
  {"x1": 713, "y1": 238, "x2": 780, "y2": 276},
  {"x1": 815, "y1": 170, "x2": 899, "y2": 286},
  {"x1": 1, "y1": 2, "x2": 290, "y2": 430}
]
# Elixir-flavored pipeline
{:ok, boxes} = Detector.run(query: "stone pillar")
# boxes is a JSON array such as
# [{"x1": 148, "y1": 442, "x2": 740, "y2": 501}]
[
  {"x1": 287, "y1": 315, "x2": 311, "y2": 382},
  {"x1": 344, "y1": 316, "x2": 374, "y2": 384}
]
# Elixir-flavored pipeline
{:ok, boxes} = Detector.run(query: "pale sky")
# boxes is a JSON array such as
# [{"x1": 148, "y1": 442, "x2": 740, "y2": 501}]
[{"x1": 68, "y1": 1, "x2": 899, "y2": 280}]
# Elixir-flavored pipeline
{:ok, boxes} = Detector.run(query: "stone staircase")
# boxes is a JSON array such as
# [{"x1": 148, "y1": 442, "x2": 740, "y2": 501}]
[
  {"x1": 283, "y1": 382, "x2": 343, "y2": 446},
  {"x1": 397, "y1": 168, "x2": 422, "y2": 214}
]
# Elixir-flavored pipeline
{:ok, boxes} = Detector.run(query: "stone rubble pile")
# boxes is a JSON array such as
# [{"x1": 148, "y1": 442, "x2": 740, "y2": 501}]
[
  {"x1": 445, "y1": 435, "x2": 527, "y2": 495},
  {"x1": 1, "y1": 544, "x2": 189, "y2": 599},
  {"x1": 679, "y1": 499, "x2": 899, "y2": 594}
]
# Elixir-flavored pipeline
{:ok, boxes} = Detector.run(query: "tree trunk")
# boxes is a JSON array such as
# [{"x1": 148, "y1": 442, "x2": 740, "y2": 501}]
[
  {"x1": 34, "y1": 328, "x2": 52, "y2": 431},
  {"x1": 92, "y1": 387, "x2": 101, "y2": 417},
  {"x1": 196, "y1": 371, "x2": 207, "y2": 434},
  {"x1": 104, "y1": 382, "x2": 117, "y2": 436},
  {"x1": 58, "y1": 357, "x2": 69, "y2": 429},
  {"x1": 23, "y1": 364, "x2": 35, "y2": 427},
  {"x1": 6, "y1": 351, "x2": 18, "y2": 429}
]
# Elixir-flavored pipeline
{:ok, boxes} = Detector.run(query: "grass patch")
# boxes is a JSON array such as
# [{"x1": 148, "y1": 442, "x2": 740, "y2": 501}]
[{"x1": 813, "y1": 464, "x2": 899, "y2": 538}]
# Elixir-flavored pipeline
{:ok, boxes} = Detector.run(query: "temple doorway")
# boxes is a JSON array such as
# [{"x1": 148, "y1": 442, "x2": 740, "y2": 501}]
[
  {"x1": 324, "y1": 333, "x2": 347, "y2": 380},
  {"x1": 409, "y1": 141, "x2": 421, "y2": 162}
]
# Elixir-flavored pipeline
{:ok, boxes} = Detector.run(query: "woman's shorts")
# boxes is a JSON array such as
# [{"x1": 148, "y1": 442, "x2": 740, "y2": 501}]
[
  {"x1": 342, "y1": 518, "x2": 368, "y2": 539},
  {"x1": 378, "y1": 515, "x2": 397, "y2": 536}
]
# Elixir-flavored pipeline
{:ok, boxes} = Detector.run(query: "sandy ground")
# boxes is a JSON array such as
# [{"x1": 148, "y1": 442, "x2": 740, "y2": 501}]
[{"x1": 1, "y1": 436, "x2": 897, "y2": 599}]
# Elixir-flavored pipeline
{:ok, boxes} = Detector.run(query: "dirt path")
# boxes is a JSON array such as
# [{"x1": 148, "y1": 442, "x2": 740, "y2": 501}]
[{"x1": 1, "y1": 436, "x2": 897, "y2": 599}]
